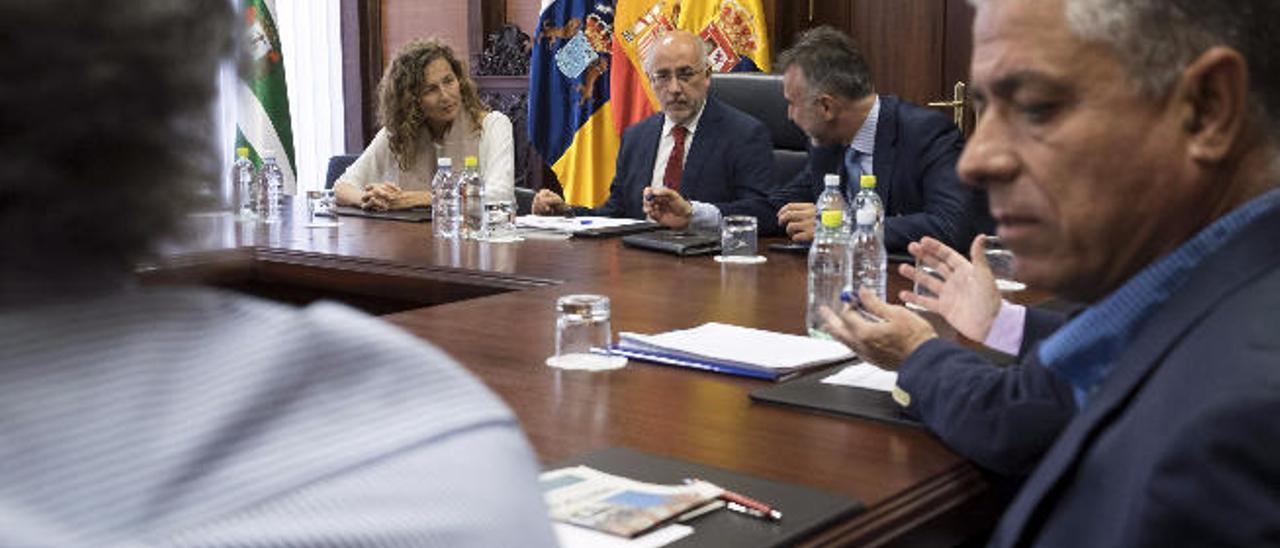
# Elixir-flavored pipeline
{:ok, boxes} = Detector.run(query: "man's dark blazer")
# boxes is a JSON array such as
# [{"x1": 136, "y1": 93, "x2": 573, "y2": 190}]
[
  {"x1": 767, "y1": 95, "x2": 993, "y2": 251},
  {"x1": 579, "y1": 97, "x2": 775, "y2": 226},
  {"x1": 897, "y1": 307, "x2": 1076, "y2": 476},
  {"x1": 911, "y1": 205, "x2": 1280, "y2": 546}
]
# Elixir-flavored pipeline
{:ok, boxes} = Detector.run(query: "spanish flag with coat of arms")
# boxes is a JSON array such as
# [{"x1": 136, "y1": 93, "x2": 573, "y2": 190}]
[{"x1": 529, "y1": 0, "x2": 769, "y2": 208}]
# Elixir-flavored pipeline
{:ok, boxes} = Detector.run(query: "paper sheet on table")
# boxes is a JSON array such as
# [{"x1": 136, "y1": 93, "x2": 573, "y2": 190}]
[
  {"x1": 618, "y1": 322, "x2": 854, "y2": 373},
  {"x1": 820, "y1": 362, "x2": 899, "y2": 392},
  {"x1": 516, "y1": 215, "x2": 649, "y2": 234},
  {"x1": 553, "y1": 523, "x2": 694, "y2": 548}
]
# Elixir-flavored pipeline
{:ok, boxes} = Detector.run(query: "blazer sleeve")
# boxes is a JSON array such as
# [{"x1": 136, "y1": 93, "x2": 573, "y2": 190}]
[
  {"x1": 884, "y1": 115, "x2": 988, "y2": 252},
  {"x1": 897, "y1": 338, "x2": 1077, "y2": 476},
  {"x1": 710, "y1": 120, "x2": 778, "y2": 232}
]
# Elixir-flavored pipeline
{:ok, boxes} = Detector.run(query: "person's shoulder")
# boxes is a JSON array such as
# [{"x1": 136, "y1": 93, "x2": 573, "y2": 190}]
[
  {"x1": 168, "y1": 288, "x2": 512, "y2": 420},
  {"x1": 883, "y1": 95, "x2": 957, "y2": 133},
  {"x1": 482, "y1": 110, "x2": 513, "y2": 130}
]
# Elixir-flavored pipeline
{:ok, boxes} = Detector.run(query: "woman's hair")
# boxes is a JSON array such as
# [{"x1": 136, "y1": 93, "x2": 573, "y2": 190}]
[
  {"x1": 377, "y1": 39, "x2": 489, "y2": 171},
  {"x1": 0, "y1": 0, "x2": 233, "y2": 281}
]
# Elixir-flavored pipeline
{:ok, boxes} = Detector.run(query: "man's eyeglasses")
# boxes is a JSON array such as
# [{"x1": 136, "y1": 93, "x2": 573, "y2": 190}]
[{"x1": 649, "y1": 67, "x2": 706, "y2": 86}]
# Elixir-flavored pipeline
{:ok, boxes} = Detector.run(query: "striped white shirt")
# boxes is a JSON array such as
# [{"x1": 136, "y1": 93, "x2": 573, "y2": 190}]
[{"x1": 0, "y1": 287, "x2": 556, "y2": 547}]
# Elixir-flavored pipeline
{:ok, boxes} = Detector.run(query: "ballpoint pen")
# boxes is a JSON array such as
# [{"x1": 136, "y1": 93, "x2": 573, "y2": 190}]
[
  {"x1": 684, "y1": 479, "x2": 783, "y2": 521},
  {"x1": 840, "y1": 289, "x2": 886, "y2": 323}
]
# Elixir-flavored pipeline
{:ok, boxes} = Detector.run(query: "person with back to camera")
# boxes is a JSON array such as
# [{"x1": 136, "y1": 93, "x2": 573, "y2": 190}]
[{"x1": 0, "y1": 2, "x2": 556, "y2": 546}]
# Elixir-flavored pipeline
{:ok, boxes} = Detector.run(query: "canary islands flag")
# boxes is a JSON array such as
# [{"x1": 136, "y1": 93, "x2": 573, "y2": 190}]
[{"x1": 529, "y1": 0, "x2": 619, "y2": 208}]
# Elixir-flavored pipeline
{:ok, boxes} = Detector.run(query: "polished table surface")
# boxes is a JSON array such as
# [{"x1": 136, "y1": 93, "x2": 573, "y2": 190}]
[{"x1": 159, "y1": 210, "x2": 1040, "y2": 546}]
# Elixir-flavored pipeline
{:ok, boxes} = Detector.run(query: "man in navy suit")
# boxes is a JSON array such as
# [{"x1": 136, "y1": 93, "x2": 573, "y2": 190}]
[
  {"x1": 533, "y1": 30, "x2": 775, "y2": 231},
  {"x1": 769, "y1": 27, "x2": 992, "y2": 252},
  {"x1": 822, "y1": 0, "x2": 1280, "y2": 544}
]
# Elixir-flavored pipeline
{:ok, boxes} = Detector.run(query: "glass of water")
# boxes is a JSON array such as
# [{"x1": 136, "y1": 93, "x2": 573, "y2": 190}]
[
  {"x1": 907, "y1": 256, "x2": 945, "y2": 312},
  {"x1": 481, "y1": 200, "x2": 519, "y2": 242},
  {"x1": 715, "y1": 215, "x2": 766, "y2": 264},
  {"x1": 983, "y1": 236, "x2": 1026, "y2": 292},
  {"x1": 305, "y1": 190, "x2": 338, "y2": 227},
  {"x1": 546, "y1": 294, "x2": 626, "y2": 371}
]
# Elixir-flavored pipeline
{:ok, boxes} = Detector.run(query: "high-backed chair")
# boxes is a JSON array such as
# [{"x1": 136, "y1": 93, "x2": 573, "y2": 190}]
[
  {"x1": 324, "y1": 154, "x2": 359, "y2": 190},
  {"x1": 708, "y1": 73, "x2": 808, "y2": 187}
]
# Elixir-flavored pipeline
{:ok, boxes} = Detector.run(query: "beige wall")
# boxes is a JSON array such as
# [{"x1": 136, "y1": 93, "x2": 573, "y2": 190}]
[
  {"x1": 382, "y1": 0, "x2": 469, "y2": 65},
  {"x1": 507, "y1": 0, "x2": 540, "y2": 37}
]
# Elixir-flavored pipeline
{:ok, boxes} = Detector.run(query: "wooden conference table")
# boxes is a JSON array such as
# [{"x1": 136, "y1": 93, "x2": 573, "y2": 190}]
[{"x1": 148, "y1": 209, "x2": 1040, "y2": 546}]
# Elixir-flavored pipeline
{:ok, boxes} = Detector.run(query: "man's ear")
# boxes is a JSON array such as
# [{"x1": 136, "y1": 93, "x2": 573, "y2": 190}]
[
  {"x1": 1177, "y1": 46, "x2": 1250, "y2": 163},
  {"x1": 816, "y1": 94, "x2": 838, "y2": 121}
]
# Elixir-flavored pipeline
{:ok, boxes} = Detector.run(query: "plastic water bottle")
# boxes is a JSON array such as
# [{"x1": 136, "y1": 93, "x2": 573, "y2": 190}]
[
  {"x1": 807, "y1": 174, "x2": 851, "y2": 339},
  {"x1": 232, "y1": 147, "x2": 257, "y2": 222},
  {"x1": 853, "y1": 174, "x2": 885, "y2": 241},
  {"x1": 850, "y1": 205, "x2": 887, "y2": 301},
  {"x1": 431, "y1": 157, "x2": 460, "y2": 239},
  {"x1": 459, "y1": 155, "x2": 484, "y2": 239},
  {"x1": 260, "y1": 152, "x2": 283, "y2": 224}
]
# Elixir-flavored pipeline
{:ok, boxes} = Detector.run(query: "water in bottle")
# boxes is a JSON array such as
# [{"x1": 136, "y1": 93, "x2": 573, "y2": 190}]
[
  {"x1": 232, "y1": 147, "x2": 257, "y2": 222},
  {"x1": 807, "y1": 174, "x2": 851, "y2": 339},
  {"x1": 850, "y1": 205, "x2": 887, "y2": 301},
  {"x1": 459, "y1": 155, "x2": 484, "y2": 239},
  {"x1": 260, "y1": 152, "x2": 283, "y2": 224},
  {"x1": 853, "y1": 174, "x2": 885, "y2": 241},
  {"x1": 431, "y1": 157, "x2": 460, "y2": 239}
]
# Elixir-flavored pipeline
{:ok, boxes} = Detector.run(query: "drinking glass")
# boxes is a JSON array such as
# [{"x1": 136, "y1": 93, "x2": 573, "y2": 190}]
[
  {"x1": 305, "y1": 189, "x2": 338, "y2": 227},
  {"x1": 547, "y1": 294, "x2": 626, "y2": 371},
  {"x1": 984, "y1": 236, "x2": 1026, "y2": 292},
  {"x1": 481, "y1": 200, "x2": 520, "y2": 242},
  {"x1": 715, "y1": 215, "x2": 766, "y2": 264}
]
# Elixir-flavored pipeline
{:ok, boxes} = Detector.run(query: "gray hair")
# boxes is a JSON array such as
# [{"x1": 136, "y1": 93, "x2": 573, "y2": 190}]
[
  {"x1": 972, "y1": 0, "x2": 1280, "y2": 143},
  {"x1": 776, "y1": 26, "x2": 874, "y2": 101},
  {"x1": 0, "y1": 0, "x2": 234, "y2": 283}
]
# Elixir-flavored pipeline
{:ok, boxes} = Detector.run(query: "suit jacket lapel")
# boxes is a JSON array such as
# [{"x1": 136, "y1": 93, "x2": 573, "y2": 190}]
[
  {"x1": 996, "y1": 207, "x2": 1280, "y2": 545},
  {"x1": 872, "y1": 95, "x2": 898, "y2": 208},
  {"x1": 680, "y1": 98, "x2": 721, "y2": 198}
]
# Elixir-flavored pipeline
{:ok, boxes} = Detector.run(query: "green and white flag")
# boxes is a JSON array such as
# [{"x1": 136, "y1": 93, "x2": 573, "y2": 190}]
[{"x1": 237, "y1": 0, "x2": 296, "y2": 194}]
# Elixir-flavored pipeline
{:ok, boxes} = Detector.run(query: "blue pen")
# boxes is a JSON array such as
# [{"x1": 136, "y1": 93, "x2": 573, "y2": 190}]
[
  {"x1": 840, "y1": 290, "x2": 886, "y2": 323},
  {"x1": 579, "y1": 219, "x2": 593, "y2": 225}
]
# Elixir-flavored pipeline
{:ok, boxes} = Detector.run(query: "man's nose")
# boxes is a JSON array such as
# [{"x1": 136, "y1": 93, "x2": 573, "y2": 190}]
[{"x1": 957, "y1": 112, "x2": 1018, "y2": 188}]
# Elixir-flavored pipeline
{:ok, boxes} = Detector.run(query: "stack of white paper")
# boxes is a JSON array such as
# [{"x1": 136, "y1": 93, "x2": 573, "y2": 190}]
[{"x1": 614, "y1": 322, "x2": 855, "y2": 380}]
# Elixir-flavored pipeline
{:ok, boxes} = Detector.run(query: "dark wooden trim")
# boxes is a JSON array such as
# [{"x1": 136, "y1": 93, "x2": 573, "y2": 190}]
[{"x1": 340, "y1": 0, "x2": 383, "y2": 150}]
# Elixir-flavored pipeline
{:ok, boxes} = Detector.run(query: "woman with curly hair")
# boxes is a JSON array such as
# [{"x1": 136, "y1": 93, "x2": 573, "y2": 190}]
[{"x1": 335, "y1": 39, "x2": 514, "y2": 211}]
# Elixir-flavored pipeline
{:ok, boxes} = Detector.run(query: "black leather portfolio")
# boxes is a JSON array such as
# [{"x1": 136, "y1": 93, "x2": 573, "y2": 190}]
[
  {"x1": 332, "y1": 205, "x2": 431, "y2": 222},
  {"x1": 750, "y1": 367, "x2": 923, "y2": 428},
  {"x1": 622, "y1": 229, "x2": 721, "y2": 256},
  {"x1": 551, "y1": 447, "x2": 863, "y2": 547}
]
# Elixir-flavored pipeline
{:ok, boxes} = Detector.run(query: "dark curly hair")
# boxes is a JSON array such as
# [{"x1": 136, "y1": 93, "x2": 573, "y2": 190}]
[
  {"x1": 0, "y1": 0, "x2": 233, "y2": 284},
  {"x1": 377, "y1": 39, "x2": 489, "y2": 172}
]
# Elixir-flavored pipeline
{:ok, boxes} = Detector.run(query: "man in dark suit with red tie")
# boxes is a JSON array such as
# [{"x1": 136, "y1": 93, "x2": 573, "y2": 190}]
[{"x1": 533, "y1": 30, "x2": 775, "y2": 231}]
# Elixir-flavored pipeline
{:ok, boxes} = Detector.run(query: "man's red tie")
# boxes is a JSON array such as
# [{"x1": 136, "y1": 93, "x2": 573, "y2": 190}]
[{"x1": 662, "y1": 125, "x2": 687, "y2": 191}]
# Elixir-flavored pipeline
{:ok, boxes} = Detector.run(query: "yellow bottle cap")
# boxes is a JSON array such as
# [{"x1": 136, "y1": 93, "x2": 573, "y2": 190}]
[
  {"x1": 860, "y1": 174, "x2": 877, "y2": 189},
  {"x1": 821, "y1": 210, "x2": 844, "y2": 228},
  {"x1": 464, "y1": 155, "x2": 479, "y2": 167}
]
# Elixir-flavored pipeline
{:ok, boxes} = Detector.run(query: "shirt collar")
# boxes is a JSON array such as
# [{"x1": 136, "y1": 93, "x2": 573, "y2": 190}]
[
  {"x1": 1039, "y1": 187, "x2": 1280, "y2": 407},
  {"x1": 663, "y1": 99, "x2": 707, "y2": 139},
  {"x1": 848, "y1": 95, "x2": 880, "y2": 157}
]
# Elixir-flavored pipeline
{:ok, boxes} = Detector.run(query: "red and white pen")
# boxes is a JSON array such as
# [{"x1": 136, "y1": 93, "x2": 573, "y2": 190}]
[{"x1": 685, "y1": 479, "x2": 783, "y2": 521}]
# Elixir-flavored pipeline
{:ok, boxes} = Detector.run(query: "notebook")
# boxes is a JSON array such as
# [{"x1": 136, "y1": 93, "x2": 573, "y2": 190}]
[
  {"x1": 611, "y1": 322, "x2": 856, "y2": 381},
  {"x1": 332, "y1": 205, "x2": 432, "y2": 222},
  {"x1": 621, "y1": 229, "x2": 721, "y2": 256}
]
